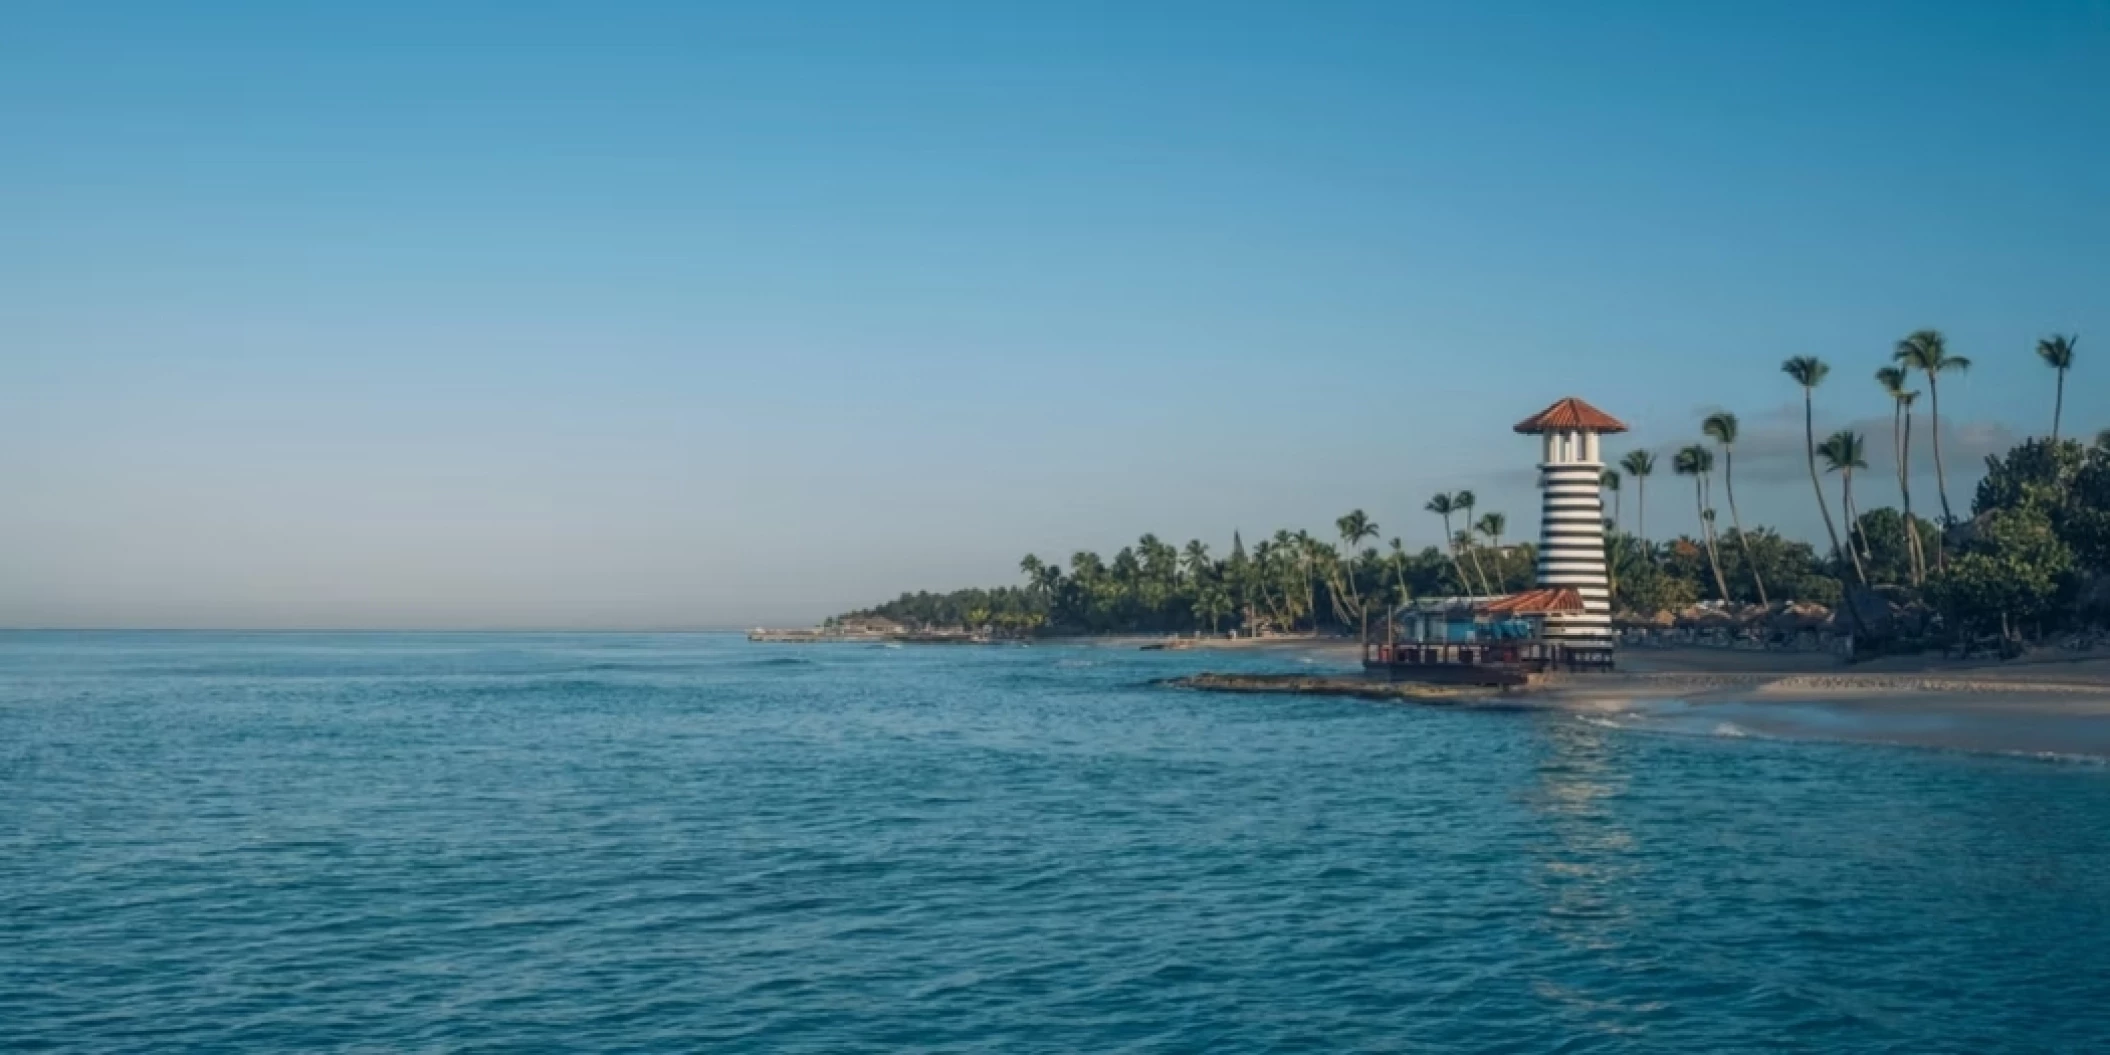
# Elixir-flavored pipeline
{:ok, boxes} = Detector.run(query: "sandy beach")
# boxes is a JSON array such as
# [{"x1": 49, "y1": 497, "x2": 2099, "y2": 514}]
[{"x1": 1164, "y1": 638, "x2": 2110, "y2": 759}]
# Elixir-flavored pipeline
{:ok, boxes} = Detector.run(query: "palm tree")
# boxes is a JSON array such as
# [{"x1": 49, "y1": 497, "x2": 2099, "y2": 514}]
[
  {"x1": 1475, "y1": 511, "x2": 1507, "y2": 592},
  {"x1": 1181, "y1": 540, "x2": 1212, "y2": 587},
  {"x1": 1453, "y1": 490, "x2": 1493, "y2": 595},
  {"x1": 1305, "y1": 532, "x2": 1332, "y2": 628},
  {"x1": 1782, "y1": 356, "x2": 1848, "y2": 573},
  {"x1": 2099, "y1": 427, "x2": 2110, "y2": 451},
  {"x1": 1894, "y1": 330, "x2": 1970, "y2": 526},
  {"x1": 1335, "y1": 510, "x2": 1377, "y2": 616},
  {"x1": 1876, "y1": 366, "x2": 1926, "y2": 584},
  {"x1": 1387, "y1": 538, "x2": 1411, "y2": 606},
  {"x1": 1452, "y1": 530, "x2": 1483, "y2": 594},
  {"x1": 1286, "y1": 530, "x2": 1321, "y2": 631},
  {"x1": 1248, "y1": 538, "x2": 1283, "y2": 627},
  {"x1": 1425, "y1": 493, "x2": 1469, "y2": 595},
  {"x1": 1701, "y1": 411, "x2": 1766, "y2": 606},
  {"x1": 1673, "y1": 444, "x2": 1731, "y2": 601},
  {"x1": 1192, "y1": 583, "x2": 1231, "y2": 634},
  {"x1": 2036, "y1": 334, "x2": 2078, "y2": 441},
  {"x1": 1601, "y1": 470, "x2": 1621, "y2": 531},
  {"x1": 1817, "y1": 430, "x2": 1871, "y2": 584},
  {"x1": 1619, "y1": 450, "x2": 1656, "y2": 549}
]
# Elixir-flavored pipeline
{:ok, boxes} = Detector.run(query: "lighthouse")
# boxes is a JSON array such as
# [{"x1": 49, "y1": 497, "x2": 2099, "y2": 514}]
[{"x1": 1513, "y1": 397, "x2": 1627, "y2": 649}]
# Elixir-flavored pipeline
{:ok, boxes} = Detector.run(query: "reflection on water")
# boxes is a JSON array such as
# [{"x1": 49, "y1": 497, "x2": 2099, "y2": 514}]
[{"x1": 1526, "y1": 721, "x2": 1651, "y2": 1034}]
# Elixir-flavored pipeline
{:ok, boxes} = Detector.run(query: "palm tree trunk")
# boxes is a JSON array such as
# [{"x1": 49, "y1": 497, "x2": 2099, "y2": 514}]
[
  {"x1": 1889, "y1": 402, "x2": 1912, "y2": 585},
  {"x1": 1929, "y1": 375, "x2": 1954, "y2": 527},
  {"x1": 1338, "y1": 555, "x2": 1363, "y2": 616},
  {"x1": 1722, "y1": 451, "x2": 1766, "y2": 605},
  {"x1": 1636, "y1": 478, "x2": 1647, "y2": 552},
  {"x1": 1803, "y1": 391, "x2": 1847, "y2": 573},
  {"x1": 1696, "y1": 475, "x2": 1731, "y2": 601},
  {"x1": 1840, "y1": 471, "x2": 1868, "y2": 584},
  {"x1": 1901, "y1": 405, "x2": 1925, "y2": 585},
  {"x1": 1439, "y1": 513, "x2": 1468, "y2": 595},
  {"x1": 1464, "y1": 539, "x2": 1493, "y2": 596},
  {"x1": 2053, "y1": 369, "x2": 2066, "y2": 442},
  {"x1": 1848, "y1": 487, "x2": 1873, "y2": 565}
]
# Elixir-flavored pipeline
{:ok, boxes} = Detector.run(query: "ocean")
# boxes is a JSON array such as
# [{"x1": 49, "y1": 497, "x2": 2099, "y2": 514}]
[{"x1": 4, "y1": 632, "x2": 2107, "y2": 1052}]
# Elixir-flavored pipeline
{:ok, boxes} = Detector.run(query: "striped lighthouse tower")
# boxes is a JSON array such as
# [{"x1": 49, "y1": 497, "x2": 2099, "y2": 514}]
[{"x1": 1513, "y1": 398, "x2": 1627, "y2": 648}]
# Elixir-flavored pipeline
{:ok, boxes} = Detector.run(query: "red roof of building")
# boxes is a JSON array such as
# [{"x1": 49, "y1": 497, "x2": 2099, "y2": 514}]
[
  {"x1": 1513, "y1": 397, "x2": 1629, "y2": 434},
  {"x1": 1478, "y1": 587, "x2": 1587, "y2": 614}
]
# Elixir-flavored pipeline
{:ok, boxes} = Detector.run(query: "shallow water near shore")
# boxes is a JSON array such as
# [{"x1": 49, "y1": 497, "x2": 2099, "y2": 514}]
[
  {"x1": 6, "y1": 632, "x2": 2110, "y2": 1052},
  {"x1": 1602, "y1": 696, "x2": 2110, "y2": 761}
]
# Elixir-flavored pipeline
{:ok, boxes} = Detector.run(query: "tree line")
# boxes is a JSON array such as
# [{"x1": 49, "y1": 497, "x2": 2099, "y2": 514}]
[{"x1": 839, "y1": 329, "x2": 2104, "y2": 649}]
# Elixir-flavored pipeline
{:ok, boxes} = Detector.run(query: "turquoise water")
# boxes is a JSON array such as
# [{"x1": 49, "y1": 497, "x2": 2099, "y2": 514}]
[{"x1": 5, "y1": 633, "x2": 2108, "y2": 1053}]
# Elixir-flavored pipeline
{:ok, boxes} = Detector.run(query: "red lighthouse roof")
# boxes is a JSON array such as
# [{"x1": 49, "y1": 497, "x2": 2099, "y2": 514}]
[{"x1": 1513, "y1": 397, "x2": 1629, "y2": 434}]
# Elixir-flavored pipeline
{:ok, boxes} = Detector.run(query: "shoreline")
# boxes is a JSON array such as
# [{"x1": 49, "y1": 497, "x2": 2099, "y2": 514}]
[{"x1": 1164, "y1": 652, "x2": 2110, "y2": 759}]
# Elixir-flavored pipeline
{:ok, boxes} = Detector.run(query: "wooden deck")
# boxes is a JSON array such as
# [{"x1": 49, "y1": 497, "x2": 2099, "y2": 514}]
[{"x1": 1363, "y1": 640, "x2": 1615, "y2": 686}]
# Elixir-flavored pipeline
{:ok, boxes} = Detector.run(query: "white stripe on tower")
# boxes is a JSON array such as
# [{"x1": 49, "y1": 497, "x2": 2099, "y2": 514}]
[{"x1": 1536, "y1": 458, "x2": 1612, "y2": 647}]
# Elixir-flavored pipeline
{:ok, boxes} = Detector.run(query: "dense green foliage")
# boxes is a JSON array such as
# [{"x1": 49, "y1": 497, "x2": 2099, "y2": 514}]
[
  {"x1": 842, "y1": 518, "x2": 1538, "y2": 636},
  {"x1": 1927, "y1": 437, "x2": 2110, "y2": 634}
]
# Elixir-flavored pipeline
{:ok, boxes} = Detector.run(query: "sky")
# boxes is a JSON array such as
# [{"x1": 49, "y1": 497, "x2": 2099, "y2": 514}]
[{"x1": 4, "y1": 1, "x2": 2107, "y2": 629}]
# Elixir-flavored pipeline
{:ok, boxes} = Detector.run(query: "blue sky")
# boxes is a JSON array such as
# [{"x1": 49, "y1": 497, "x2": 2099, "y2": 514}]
[{"x1": 5, "y1": 1, "x2": 2106, "y2": 628}]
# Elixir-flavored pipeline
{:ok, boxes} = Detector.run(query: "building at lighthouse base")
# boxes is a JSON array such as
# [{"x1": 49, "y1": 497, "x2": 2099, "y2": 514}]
[{"x1": 1363, "y1": 590, "x2": 1616, "y2": 685}]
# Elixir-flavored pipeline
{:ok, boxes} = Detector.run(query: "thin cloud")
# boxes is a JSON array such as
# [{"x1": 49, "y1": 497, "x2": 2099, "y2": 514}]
[{"x1": 1619, "y1": 402, "x2": 2017, "y2": 488}]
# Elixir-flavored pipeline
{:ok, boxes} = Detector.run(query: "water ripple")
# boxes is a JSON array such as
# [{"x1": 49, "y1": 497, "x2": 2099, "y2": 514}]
[{"x1": 4, "y1": 631, "x2": 2109, "y2": 1052}]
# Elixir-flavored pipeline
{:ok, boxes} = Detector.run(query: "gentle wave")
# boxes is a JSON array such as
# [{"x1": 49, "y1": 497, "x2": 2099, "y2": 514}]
[{"x1": 5, "y1": 631, "x2": 2109, "y2": 1053}]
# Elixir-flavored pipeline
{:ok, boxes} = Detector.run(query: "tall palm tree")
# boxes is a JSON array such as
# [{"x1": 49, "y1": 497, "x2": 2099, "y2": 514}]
[
  {"x1": 1289, "y1": 530, "x2": 1321, "y2": 630},
  {"x1": 1387, "y1": 538, "x2": 1412, "y2": 606},
  {"x1": 2036, "y1": 334, "x2": 2078, "y2": 441},
  {"x1": 1601, "y1": 470, "x2": 1621, "y2": 531},
  {"x1": 1893, "y1": 330, "x2": 1970, "y2": 526},
  {"x1": 1702, "y1": 412, "x2": 1766, "y2": 605},
  {"x1": 1335, "y1": 510, "x2": 1378, "y2": 616},
  {"x1": 1875, "y1": 366, "x2": 1926, "y2": 584},
  {"x1": 1247, "y1": 539, "x2": 1280, "y2": 628},
  {"x1": 1782, "y1": 356, "x2": 1848, "y2": 572},
  {"x1": 1453, "y1": 490, "x2": 1492, "y2": 595},
  {"x1": 1817, "y1": 430, "x2": 1871, "y2": 584},
  {"x1": 1474, "y1": 511, "x2": 1507, "y2": 592},
  {"x1": 1673, "y1": 445, "x2": 1731, "y2": 601},
  {"x1": 1425, "y1": 493, "x2": 1469, "y2": 595},
  {"x1": 1619, "y1": 450, "x2": 1656, "y2": 549},
  {"x1": 1451, "y1": 530, "x2": 1483, "y2": 594}
]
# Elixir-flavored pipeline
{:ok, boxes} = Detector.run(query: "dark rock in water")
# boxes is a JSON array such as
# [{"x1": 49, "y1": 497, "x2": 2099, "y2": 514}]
[{"x1": 1159, "y1": 672, "x2": 1497, "y2": 702}]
